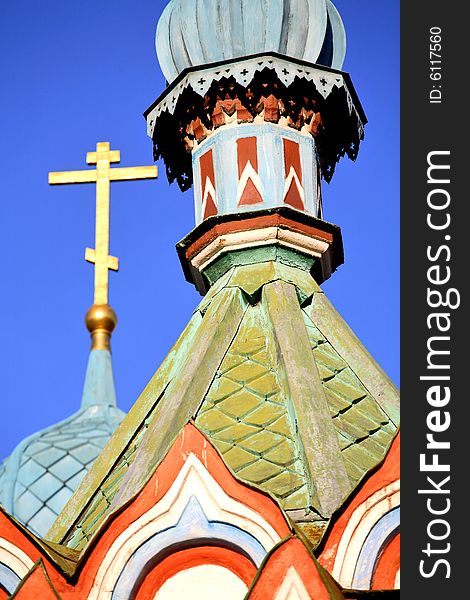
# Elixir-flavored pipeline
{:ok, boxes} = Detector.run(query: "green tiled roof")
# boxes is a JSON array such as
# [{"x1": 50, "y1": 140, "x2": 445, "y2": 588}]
[
  {"x1": 196, "y1": 303, "x2": 311, "y2": 510},
  {"x1": 64, "y1": 406, "x2": 156, "y2": 549},
  {"x1": 49, "y1": 258, "x2": 399, "y2": 552},
  {"x1": 302, "y1": 309, "x2": 395, "y2": 484}
]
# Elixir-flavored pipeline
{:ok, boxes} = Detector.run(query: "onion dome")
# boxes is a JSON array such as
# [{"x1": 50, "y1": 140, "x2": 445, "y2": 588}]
[
  {"x1": 0, "y1": 348, "x2": 125, "y2": 537},
  {"x1": 156, "y1": 0, "x2": 346, "y2": 83}
]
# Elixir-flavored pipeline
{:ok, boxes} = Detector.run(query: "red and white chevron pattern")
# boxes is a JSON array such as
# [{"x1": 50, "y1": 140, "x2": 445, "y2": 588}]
[
  {"x1": 199, "y1": 149, "x2": 218, "y2": 219},
  {"x1": 283, "y1": 139, "x2": 305, "y2": 210},
  {"x1": 236, "y1": 137, "x2": 263, "y2": 205}
]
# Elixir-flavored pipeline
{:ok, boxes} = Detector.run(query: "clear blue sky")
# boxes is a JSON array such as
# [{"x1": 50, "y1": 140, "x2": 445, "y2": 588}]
[{"x1": 0, "y1": 1, "x2": 399, "y2": 460}]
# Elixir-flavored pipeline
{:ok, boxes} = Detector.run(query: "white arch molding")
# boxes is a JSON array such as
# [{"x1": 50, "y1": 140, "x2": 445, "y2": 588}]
[
  {"x1": 332, "y1": 480, "x2": 400, "y2": 588},
  {"x1": 87, "y1": 453, "x2": 282, "y2": 600},
  {"x1": 0, "y1": 538, "x2": 34, "y2": 579}
]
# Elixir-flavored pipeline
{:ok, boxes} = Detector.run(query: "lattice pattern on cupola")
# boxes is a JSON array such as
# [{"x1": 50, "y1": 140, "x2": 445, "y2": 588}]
[{"x1": 8, "y1": 407, "x2": 123, "y2": 537}]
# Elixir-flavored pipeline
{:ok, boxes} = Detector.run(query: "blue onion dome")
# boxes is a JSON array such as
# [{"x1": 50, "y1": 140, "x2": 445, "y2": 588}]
[
  {"x1": 156, "y1": 0, "x2": 346, "y2": 83},
  {"x1": 0, "y1": 350, "x2": 125, "y2": 537}
]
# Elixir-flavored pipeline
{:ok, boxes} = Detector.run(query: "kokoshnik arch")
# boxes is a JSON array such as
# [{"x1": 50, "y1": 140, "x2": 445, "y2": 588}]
[{"x1": 0, "y1": 1, "x2": 399, "y2": 598}]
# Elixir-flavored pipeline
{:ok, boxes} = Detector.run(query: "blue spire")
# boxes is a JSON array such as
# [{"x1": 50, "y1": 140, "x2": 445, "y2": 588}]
[
  {"x1": 0, "y1": 345, "x2": 125, "y2": 537},
  {"x1": 81, "y1": 349, "x2": 117, "y2": 409}
]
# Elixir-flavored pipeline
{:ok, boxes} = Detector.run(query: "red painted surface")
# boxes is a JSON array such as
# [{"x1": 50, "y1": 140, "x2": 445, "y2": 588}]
[
  {"x1": 0, "y1": 585, "x2": 9, "y2": 599},
  {"x1": 190, "y1": 117, "x2": 207, "y2": 142},
  {"x1": 371, "y1": 533, "x2": 400, "y2": 590},
  {"x1": 308, "y1": 112, "x2": 323, "y2": 136},
  {"x1": 260, "y1": 95, "x2": 280, "y2": 122},
  {"x1": 73, "y1": 423, "x2": 290, "y2": 596},
  {"x1": 202, "y1": 92, "x2": 317, "y2": 132},
  {"x1": 135, "y1": 546, "x2": 256, "y2": 599},
  {"x1": 318, "y1": 433, "x2": 400, "y2": 575},
  {"x1": 200, "y1": 149, "x2": 218, "y2": 218},
  {"x1": 13, "y1": 562, "x2": 60, "y2": 599},
  {"x1": 4, "y1": 417, "x2": 398, "y2": 599},
  {"x1": 211, "y1": 99, "x2": 253, "y2": 127},
  {"x1": 184, "y1": 212, "x2": 334, "y2": 261},
  {"x1": 0, "y1": 509, "x2": 73, "y2": 597},
  {"x1": 283, "y1": 139, "x2": 304, "y2": 210},
  {"x1": 0, "y1": 510, "x2": 40, "y2": 557},
  {"x1": 237, "y1": 137, "x2": 258, "y2": 174},
  {"x1": 239, "y1": 178, "x2": 263, "y2": 205},
  {"x1": 237, "y1": 137, "x2": 263, "y2": 205},
  {"x1": 248, "y1": 537, "x2": 344, "y2": 600},
  {"x1": 0, "y1": 424, "x2": 292, "y2": 598}
]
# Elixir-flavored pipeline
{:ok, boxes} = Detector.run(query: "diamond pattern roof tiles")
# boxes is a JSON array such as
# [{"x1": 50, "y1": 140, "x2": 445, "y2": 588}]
[
  {"x1": 30, "y1": 472, "x2": 64, "y2": 503},
  {"x1": 68, "y1": 444, "x2": 104, "y2": 465},
  {"x1": 14, "y1": 488, "x2": 42, "y2": 518},
  {"x1": 48, "y1": 260, "x2": 399, "y2": 551},
  {"x1": 28, "y1": 505, "x2": 57, "y2": 535},
  {"x1": 195, "y1": 302, "x2": 311, "y2": 511},
  {"x1": 49, "y1": 455, "x2": 84, "y2": 481},
  {"x1": 16, "y1": 459, "x2": 46, "y2": 488},
  {"x1": 46, "y1": 486, "x2": 74, "y2": 514},
  {"x1": 63, "y1": 472, "x2": 85, "y2": 492},
  {"x1": 32, "y1": 447, "x2": 66, "y2": 469},
  {"x1": 302, "y1": 308, "x2": 397, "y2": 485},
  {"x1": 53, "y1": 438, "x2": 84, "y2": 451}
]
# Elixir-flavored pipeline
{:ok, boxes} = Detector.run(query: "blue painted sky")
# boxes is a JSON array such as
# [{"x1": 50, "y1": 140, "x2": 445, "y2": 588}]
[{"x1": 0, "y1": 1, "x2": 399, "y2": 460}]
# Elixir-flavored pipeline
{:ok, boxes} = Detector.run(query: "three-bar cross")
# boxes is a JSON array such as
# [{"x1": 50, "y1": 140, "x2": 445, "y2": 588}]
[{"x1": 48, "y1": 142, "x2": 158, "y2": 305}]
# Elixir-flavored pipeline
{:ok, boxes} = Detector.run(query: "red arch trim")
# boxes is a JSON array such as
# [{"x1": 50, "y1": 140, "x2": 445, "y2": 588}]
[{"x1": 134, "y1": 546, "x2": 257, "y2": 600}]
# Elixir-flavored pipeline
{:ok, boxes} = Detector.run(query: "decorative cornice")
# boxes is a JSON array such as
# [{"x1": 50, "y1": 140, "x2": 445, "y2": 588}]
[
  {"x1": 176, "y1": 207, "x2": 343, "y2": 294},
  {"x1": 145, "y1": 53, "x2": 363, "y2": 122},
  {"x1": 145, "y1": 53, "x2": 366, "y2": 190}
]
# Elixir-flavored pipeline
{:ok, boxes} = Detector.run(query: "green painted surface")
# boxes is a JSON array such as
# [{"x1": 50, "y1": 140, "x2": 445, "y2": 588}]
[
  {"x1": 203, "y1": 246, "x2": 315, "y2": 289},
  {"x1": 263, "y1": 281, "x2": 351, "y2": 517},
  {"x1": 49, "y1": 309, "x2": 204, "y2": 544},
  {"x1": 53, "y1": 255, "x2": 398, "y2": 551},
  {"x1": 62, "y1": 287, "x2": 248, "y2": 549},
  {"x1": 309, "y1": 292, "x2": 400, "y2": 424},
  {"x1": 302, "y1": 307, "x2": 397, "y2": 485},
  {"x1": 110, "y1": 287, "x2": 248, "y2": 509},
  {"x1": 198, "y1": 257, "x2": 322, "y2": 314},
  {"x1": 195, "y1": 301, "x2": 311, "y2": 511}
]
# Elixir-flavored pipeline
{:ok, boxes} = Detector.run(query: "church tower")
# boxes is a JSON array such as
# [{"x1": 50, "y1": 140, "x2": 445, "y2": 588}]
[{"x1": 0, "y1": 1, "x2": 399, "y2": 597}]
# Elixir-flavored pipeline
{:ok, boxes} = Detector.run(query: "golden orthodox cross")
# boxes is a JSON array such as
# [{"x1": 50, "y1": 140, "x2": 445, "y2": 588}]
[{"x1": 48, "y1": 142, "x2": 158, "y2": 305}]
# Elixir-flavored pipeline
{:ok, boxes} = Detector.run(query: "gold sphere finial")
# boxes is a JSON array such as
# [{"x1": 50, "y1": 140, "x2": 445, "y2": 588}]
[{"x1": 85, "y1": 304, "x2": 117, "y2": 351}]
